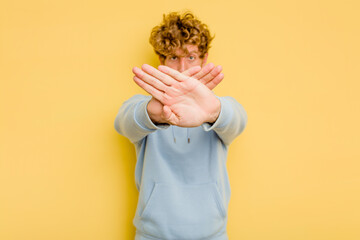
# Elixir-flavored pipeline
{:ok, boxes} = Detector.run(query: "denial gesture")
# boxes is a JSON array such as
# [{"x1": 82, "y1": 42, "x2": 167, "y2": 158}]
[{"x1": 133, "y1": 64, "x2": 221, "y2": 127}]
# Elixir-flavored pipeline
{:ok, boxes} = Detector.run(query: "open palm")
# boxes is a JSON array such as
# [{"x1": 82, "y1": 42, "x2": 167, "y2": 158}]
[{"x1": 133, "y1": 64, "x2": 221, "y2": 127}]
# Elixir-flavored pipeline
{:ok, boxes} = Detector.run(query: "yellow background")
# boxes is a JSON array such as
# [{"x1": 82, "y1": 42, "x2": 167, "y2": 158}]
[{"x1": 1, "y1": 0, "x2": 359, "y2": 239}]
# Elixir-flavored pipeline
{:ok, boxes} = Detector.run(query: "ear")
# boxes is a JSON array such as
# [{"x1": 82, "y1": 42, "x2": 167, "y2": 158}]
[{"x1": 201, "y1": 53, "x2": 209, "y2": 67}]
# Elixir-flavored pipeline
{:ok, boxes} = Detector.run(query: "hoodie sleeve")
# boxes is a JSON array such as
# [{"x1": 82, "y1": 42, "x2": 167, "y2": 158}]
[
  {"x1": 114, "y1": 94, "x2": 170, "y2": 144},
  {"x1": 202, "y1": 96, "x2": 247, "y2": 146}
]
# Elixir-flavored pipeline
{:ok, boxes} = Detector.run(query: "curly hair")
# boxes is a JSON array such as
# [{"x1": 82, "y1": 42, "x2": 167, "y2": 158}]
[{"x1": 149, "y1": 11, "x2": 214, "y2": 61}]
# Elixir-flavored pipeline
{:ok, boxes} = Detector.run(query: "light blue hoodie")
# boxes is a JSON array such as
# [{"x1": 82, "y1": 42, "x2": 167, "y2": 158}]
[{"x1": 114, "y1": 94, "x2": 247, "y2": 240}]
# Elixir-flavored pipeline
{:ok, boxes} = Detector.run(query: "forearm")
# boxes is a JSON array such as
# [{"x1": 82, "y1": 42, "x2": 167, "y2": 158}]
[
  {"x1": 202, "y1": 96, "x2": 247, "y2": 145},
  {"x1": 114, "y1": 95, "x2": 168, "y2": 143},
  {"x1": 146, "y1": 97, "x2": 168, "y2": 125}
]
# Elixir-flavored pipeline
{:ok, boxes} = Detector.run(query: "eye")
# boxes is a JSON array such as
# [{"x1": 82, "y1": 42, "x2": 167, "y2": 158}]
[
  {"x1": 189, "y1": 56, "x2": 195, "y2": 60},
  {"x1": 170, "y1": 56, "x2": 177, "y2": 60}
]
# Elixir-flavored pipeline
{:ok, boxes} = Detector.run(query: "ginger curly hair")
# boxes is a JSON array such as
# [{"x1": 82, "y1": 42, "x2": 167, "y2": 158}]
[{"x1": 149, "y1": 11, "x2": 214, "y2": 61}]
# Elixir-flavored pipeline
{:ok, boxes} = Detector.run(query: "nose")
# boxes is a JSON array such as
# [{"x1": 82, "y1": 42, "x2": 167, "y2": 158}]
[{"x1": 179, "y1": 58, "x2": 186, "y2": 72}]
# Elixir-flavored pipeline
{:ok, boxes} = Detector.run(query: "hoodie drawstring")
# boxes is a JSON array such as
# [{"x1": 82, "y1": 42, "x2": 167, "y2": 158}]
[
  {"x1": 187, "y1": 128, "x2": 190, "y2": 143},
  {"x1": 172, "y1": 125, "x2": 176, "y2": 143},
  {"x1": 171, "y1": 126, "x2": 190, "y2": 144}
]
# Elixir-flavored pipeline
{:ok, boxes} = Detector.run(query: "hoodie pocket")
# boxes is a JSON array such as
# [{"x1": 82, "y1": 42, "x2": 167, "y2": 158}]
[{"x1": 140, "y1": 182, "x2": 227, "y2": 239}]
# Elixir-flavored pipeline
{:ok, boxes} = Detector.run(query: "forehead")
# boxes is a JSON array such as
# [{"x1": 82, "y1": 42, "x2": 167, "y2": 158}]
[{"x1": 172, "y1": 44, "x2": 200, "y2": 56}]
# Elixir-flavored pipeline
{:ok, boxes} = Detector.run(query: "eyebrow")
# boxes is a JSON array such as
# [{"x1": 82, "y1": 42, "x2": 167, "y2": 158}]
[{"x1": 170, "y1": 50, "x2": 199, "y2": 57}]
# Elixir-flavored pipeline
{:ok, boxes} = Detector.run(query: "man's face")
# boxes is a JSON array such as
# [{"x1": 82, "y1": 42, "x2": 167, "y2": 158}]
[{"x1": 161, "y1": 44, "x2": 208, "y2": 72}]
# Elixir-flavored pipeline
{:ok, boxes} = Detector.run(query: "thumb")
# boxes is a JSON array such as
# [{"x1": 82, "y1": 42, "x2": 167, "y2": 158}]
[
  {"x1": 162, "y1": 105, "x2": 178, "y2": 125},
  {"x1": 162, "y1": 105, "x2": 172, "y2": 119}
]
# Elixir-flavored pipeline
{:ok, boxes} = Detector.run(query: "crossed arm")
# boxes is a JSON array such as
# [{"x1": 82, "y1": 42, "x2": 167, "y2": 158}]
[{"x1": 132, "y1": 63, "x2": 224, "y2": 127}]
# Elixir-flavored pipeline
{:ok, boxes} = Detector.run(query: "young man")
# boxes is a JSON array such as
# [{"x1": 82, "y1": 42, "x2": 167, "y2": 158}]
[{"x1": 114, "y1": 12, "x2": 247, "y2": 240}]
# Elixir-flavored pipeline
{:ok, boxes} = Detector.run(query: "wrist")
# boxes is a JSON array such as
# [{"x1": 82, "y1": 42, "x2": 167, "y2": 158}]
[
  {"x1": 147, "y1": 104, "x2": 161, "y2": 124},
  {"x1": 147, "y1": 99, "x2": 167, "y2": 125},
  {"x1": 207, "y1": 97, "x2": 221, "y2": 124}
]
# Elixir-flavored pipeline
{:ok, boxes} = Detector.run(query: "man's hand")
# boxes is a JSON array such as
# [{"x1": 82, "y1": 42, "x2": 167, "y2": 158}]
[
  {"x1": 133, "y1": 64, "x2": 221, "y2": 127},
  {"x1": 182, "y1": 63, "x2": 224, "y2": 90},
  {"x1": 144, "y1": 63, "x2": 224, "y2": 125}
]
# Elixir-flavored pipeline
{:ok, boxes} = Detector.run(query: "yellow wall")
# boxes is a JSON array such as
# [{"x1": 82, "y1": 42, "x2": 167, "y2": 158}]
[{"x1": 1, "y1": 0, "x2": 359, "y2": 239}]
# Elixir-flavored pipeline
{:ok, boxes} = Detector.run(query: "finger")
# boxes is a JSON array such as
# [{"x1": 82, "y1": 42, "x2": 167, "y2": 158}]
[
  {"x1": 181, "y1": 65, "x2": 202, "y2": 77},
  {"x1": 199, "y1": 65, "x2": 223, "y2": 85},
  {"x1": 205, "y1": 73, "x2": 224, "y2": 90},
  {"x1": 158, "y1": 65, "x2": 195, "y2": 82},
  {"x1": 162, "y1": 105, "x2": 172, "y2": 120},
  {"x1": 133, "y1": 66, "x2": 168, "y2": 92},
  {"x1": 193, "y1": 63, "x2": 215, "y2": 80},
  {"x1": 142, "y1": 64, "x2": 176, "y2": 86},
  {"x1": 163, "y1": 105, "x2": 178, "y2": 125},
  {"x1": 133, "y1": 76, "x2": 166, "y2": 104}
]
